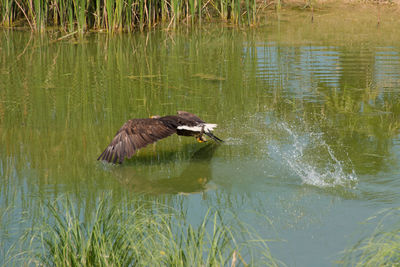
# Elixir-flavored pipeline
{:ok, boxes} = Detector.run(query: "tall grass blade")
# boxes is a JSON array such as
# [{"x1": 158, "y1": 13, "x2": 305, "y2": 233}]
[
  {"x1": 6, "y1": 194, "x2": 280, "y2": 266},
  {"x1": 0, "y1": 0, "x2": 262, "y2": 30}
]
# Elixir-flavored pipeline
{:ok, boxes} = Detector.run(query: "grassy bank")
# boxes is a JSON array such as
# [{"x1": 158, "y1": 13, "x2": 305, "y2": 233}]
[
  {"x1": 0, "y1": 0, "x2": 258, "y2": 32},
  {"x1": 4, "y1": 195, "x2": 279, "y2": 266},
  {"x1": 1, "y1": 0, "x2": 399, "y2": 32}
]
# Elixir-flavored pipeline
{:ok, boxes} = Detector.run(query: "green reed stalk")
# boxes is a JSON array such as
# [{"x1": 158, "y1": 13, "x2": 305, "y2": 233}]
[
  {"x1": 105, "y1": 0, "x2": 113, "y2": 32},
  {"x1": 34, "y1": 0, "x2": 44, "y2": 31},
  {"x1": 139, "y1": 0, "x2": 144, "y2": 30},
  {"x1": 140, "y1": 0, "x2": 146, "y2": 29},
  {"x1": 52, "y1": 0, "x2": 58, "y2": 26},
  {"x1": 246, "y1": 0, "x2": 256, "y2": 25},
  {"x1": 276, "y1": 0, "x2": 281, "y2": 11},
  {"x1": 342, "y1": 207, "x2": 400, "y2": 266},
  {"x1": 11, "y1": 195, "x2": 278, "y2": 266},
  {"x1": 160, "y1": 0, "x2": 165, "y2": 22},
  {"x1": 151, "y1": 0, "x2": 156, "y2": 26},
  {"x1": 0, "y1": 0, "x2": 260, "y2": 31},
  {"x1": 147, "y1": 0, "x2": 152, "y2": 28},
  {"x1": 67, "y1": 0, "x2": 74, "y2": 32},
  {"x1": 1, "y1": 0, "x2": 13, "y2": 27},
  {"x1": 219, "y1": 0, "x2": 227, "y2": 21},
  {"x1": 252, "y1": 0, "x2": 256, "y2": 24},
  {"x1": 232, "y1": 0, "x2": 240, "y2": 24},
  {"x1": 125, "y1": 0, "x2": 133, "y2": 31},
  {"x1": 34, "y1": 0, "x2": 40, "y2": 30},
  {"x1": 189, "y1": 0, "x2": 195, "y2": 24},
  {"x1": 25, "y1": 0, "x2": 36, "y2": 30},
  {"x1": 245, "y1": 0, "x2": 250, "y2": 25},
  {"x1": 198, "y1": 0, "x2": 201, "y2": 24},
  {"x1": 154, "y1": 0, "x2": 159, "y2": 27},
  {"x1": 72, "y1": 0, "x2": 87, "y2": 33},
  {"x1": 55, "y1": 0, "x2": 65, "y2": 30},
  {"x1": 94, "y1": 0, "x2": 100, "y2": 29},
  {"x1": 114, "y1": 0, "x2": 123, "y2": 31},
  {"x1": 172, "y1": 0, "x2": 180, "y2": 28}
]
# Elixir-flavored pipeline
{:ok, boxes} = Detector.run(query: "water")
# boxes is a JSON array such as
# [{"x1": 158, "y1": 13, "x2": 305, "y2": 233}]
[
  {"x1": 269, "y1": 121, "x2": 358, "y2": 187},
  {"x1": 1, "y1": 13, "x2": 400, "y2": 266}
]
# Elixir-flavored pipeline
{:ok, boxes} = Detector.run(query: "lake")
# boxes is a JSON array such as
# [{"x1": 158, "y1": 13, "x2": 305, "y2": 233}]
[{"x1": 1, "y1": 12, "x2": 400, "y2": 266}]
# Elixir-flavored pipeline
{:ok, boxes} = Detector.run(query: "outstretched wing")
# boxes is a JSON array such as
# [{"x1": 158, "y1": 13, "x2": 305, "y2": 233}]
[
  {"x1": 97, "y1": 118, "x2": 176, "y2": 164},
  {"x1": 177, "y1": 111, "x2": 205, "y2": 123}
]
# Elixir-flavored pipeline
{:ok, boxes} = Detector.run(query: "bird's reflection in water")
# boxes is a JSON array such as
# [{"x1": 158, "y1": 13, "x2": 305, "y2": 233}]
[{"x1": 114, "y1": 143, "x2": 219, "y2": 195}]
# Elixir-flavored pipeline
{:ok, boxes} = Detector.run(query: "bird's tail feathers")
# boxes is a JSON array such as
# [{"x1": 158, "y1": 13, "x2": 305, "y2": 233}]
[{"x1": 204, "y1": 131, "x2": 224, "y2": 143}]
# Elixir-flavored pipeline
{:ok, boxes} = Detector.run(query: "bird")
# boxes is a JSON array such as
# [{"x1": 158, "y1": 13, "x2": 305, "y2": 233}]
[{"x1": 97, "y1": 111, "x2": 223, "y2": 164}]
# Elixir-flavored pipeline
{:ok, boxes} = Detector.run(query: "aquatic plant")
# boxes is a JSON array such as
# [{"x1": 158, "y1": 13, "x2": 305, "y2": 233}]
[
  {"x1": 0, "y1": 0, "x2": 258, "y2": 32},
  {"x1": 6, "y1": 195, "x2": 278, "y2": 266},
  {"x1": 342, "y1": 207, "x2": 400, "y2": 266}
]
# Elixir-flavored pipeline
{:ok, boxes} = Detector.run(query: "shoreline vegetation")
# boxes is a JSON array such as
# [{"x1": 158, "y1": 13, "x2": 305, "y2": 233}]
[
  {"x1": 4, "y1": 195, "x2": 399, "y2": 266},
  {"x1": 4, "y1": 195, "x2": 279, "y2": 266},
  {"x1": 0, "y1": 0, "x2": 399, "y2": 33},
  {"x1": 341, "y1": 207, "x2": 400, "y2": 266}
]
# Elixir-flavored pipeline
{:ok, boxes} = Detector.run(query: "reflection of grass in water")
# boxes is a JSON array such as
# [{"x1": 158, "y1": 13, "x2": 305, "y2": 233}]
[
  {"x1": 342, "y1": 207, "x2": 400, "y2": 266},
  {"x1": 10, "y1": 195, "x2": 279, "y2": 266}
]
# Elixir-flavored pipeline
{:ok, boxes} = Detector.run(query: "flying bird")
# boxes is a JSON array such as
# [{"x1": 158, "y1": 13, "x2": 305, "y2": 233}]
[{"x1": 98, "y1": 111, "x2": 223, "y2": 164}]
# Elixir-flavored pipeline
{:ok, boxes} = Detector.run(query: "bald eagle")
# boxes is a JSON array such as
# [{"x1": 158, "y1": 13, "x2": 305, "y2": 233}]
[{"x1": 97, "y1": 111, "x2": 223, "y2": 164}]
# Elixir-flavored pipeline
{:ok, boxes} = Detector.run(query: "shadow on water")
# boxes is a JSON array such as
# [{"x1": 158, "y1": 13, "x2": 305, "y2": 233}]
[{"x1": 113, "y1": 143, "x2": 220, "y2": 194}]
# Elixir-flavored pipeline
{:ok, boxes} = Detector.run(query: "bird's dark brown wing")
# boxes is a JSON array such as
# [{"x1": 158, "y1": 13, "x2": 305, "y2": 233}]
[
  {"x1": 177, "y1": 111, "x2": 205, "y2": 123},
  {"x1": 98, "y1": 118, "x2": 176, "y2": 164}
]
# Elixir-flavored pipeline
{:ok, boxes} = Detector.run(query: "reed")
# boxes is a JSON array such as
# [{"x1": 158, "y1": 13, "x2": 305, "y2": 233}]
[
  {"x1": 0, "y1": 0, "x2": 259, "y2": 32},
  {"x1": 1, "y1": 0, "x2": 13, "y2": 27},
  {"x1": 8, "y1": 195, "x2": 278, "y2": 266},
  {"x1": 342, "y1": 207, "x2": 400, "y2": 266}
]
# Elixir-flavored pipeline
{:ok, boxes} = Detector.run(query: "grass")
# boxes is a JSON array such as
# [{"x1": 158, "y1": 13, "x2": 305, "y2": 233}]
[
  {"x1": 0, "y1": 0, "x2": 259, "y2": 32},
  {"x1": 2, "y1": 0, "x2": 399, "y2": 32},
  {"x1": 5, "y1": 194, "x2": 279, "y2": 266},
  {"x1": 341, "y1": 207, "x2": 400, "y2": 266},
  {"x1": 1, "y1": 0, "x2": 400, "y2": 32}
]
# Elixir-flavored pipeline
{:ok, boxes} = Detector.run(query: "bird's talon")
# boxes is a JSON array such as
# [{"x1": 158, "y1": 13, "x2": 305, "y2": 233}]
[{"x1": 196, "y1": 137, "x2": 207, "y2": 143}]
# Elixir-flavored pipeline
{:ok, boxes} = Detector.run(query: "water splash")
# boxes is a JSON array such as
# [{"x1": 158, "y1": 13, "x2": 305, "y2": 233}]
[{"x1": 269, "y1": 122, "x2": 357, "y2": 187}]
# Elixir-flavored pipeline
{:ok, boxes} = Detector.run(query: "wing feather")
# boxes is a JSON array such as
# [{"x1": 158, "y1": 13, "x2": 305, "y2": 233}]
[
  {"x1": 98, "y1": 118, "x2": 176, "y2": 164},
  {"x1": 177, "y1": 111, "x2": 205, "y2": 123}
]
